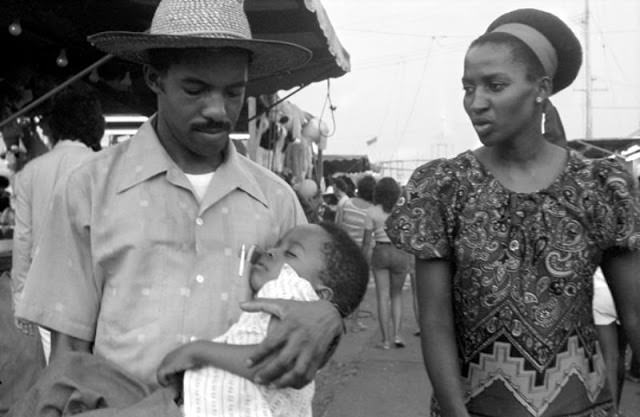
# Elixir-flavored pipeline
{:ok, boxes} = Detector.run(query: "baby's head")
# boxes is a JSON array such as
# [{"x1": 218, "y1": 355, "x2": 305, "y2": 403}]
[{"x1": 250, "y1": 222, "x2": 369, "y2": 317}]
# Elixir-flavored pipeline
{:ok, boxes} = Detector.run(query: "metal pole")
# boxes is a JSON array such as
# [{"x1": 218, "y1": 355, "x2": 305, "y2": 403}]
[
  {"x1": 0, "y1": 54, "x2": 113, "y2": 130},
  {"x1": 584, "y1": 0, "x2": 593, "y2": 139}
]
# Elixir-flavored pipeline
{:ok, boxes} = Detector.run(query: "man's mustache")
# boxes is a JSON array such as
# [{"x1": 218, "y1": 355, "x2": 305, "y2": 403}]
[{"x1": 193, "y1": 121, "x2": 232, "y2": 132}]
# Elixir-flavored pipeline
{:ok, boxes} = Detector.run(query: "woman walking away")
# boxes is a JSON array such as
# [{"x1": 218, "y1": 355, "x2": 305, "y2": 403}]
[
  {"x1": 363, "y1": 177, "x2": 412, "y2": 350},
  {"x1": 387, "y1": 8, "x2": 640, "y2": 417}
]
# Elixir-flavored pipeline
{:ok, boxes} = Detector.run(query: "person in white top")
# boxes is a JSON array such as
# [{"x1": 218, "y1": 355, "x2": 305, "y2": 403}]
[
  {"x1": 157, "y1": 223, "x2": 369, "y2": 417},
  {"x1": 11, "y1": 86, "x2": 103, "y2": 360},
  {"x1": 363, "y1": 177, "x2": 412, "y2": 350}
]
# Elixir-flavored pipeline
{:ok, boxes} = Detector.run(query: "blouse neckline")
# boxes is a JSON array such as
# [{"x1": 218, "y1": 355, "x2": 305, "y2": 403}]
[{"x1": 463, "y1": 148, "x2": 573, "y2": 196}]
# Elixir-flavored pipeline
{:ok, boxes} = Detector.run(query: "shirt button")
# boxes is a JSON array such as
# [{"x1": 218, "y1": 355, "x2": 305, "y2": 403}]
[
  {"x1": 196, "y1": 274, "x2": 204, "y2": 283},
  {"x1": 195, "y1": 217, "x2": 204, "y2": 226},
  {"x1": 509, "y1": 240, "x2": 520, "y2": 251}
]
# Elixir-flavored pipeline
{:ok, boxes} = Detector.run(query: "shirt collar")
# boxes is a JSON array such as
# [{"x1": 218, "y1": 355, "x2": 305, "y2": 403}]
[
  {"x1": 54, "y1": 140, "x2": 89, "y2": 149},
  {"x1": 116, "y1": 116, "x2": 269, "y2": 208}
]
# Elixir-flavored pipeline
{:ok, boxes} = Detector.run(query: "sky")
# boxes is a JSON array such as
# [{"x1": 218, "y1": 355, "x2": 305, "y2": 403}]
[{"x1": 286, "y1": 0, "x2": 640, "y2": 167}]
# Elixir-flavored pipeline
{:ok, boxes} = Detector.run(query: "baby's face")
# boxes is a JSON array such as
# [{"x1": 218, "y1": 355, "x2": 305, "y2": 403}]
[{"x1": 250, "y1": 224, "x2": 330, "y2": 291}]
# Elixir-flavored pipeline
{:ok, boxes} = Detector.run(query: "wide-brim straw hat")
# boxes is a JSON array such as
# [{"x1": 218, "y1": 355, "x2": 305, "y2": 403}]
[
  {"x1": 87, "y1": 0, "x2": 312, "y2": 79},
  {"x1": 486, "y1": 8, "x2": 582, "y2": 94}
]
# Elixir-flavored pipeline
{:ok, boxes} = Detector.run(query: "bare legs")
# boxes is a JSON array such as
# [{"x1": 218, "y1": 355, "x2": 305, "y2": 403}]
[{"x1": 373, "y1": 267, "x2": 407, "y2": 348}]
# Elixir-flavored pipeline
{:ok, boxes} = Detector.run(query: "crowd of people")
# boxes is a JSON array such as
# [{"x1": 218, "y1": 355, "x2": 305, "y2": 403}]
[{"x1": 1, "y1": 1, "x2": 639, "y2": 417}]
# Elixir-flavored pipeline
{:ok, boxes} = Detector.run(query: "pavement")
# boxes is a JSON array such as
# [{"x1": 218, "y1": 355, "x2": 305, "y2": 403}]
[{"x1": 312, "y1": 279, "x2": 640, "y2": 417}]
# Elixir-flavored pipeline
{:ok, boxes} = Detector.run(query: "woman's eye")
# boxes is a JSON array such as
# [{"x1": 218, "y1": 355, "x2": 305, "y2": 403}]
[
  {"x1": 285, "y1": 250, "x2": 297, "y2": 258},
  {"x1": 184, "y1": 88, "x2": 202, "y2": 96},
  {"x1": 488, "y1": 83, "x2": 506, "y2": 92},
  {"x1": 227, "y1": 88, "x2": 244, "y2": 98},
  {"x1": 462, "y1": 85, "x2": 474, "y2": 94}
]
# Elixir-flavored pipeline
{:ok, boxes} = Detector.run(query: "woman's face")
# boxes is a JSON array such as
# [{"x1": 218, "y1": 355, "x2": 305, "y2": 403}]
[{"x1": 462, "y1": 42, "x2": 541, "y2": 146}]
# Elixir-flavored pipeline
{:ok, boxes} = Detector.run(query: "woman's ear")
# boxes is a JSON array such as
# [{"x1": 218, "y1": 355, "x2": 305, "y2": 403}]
[
  {"x1": 316, "y1": 285, "x2": 334, "y2": 302},
  {"x1": 144, "y1": 65, "x2": 164, "y2": 94},
  {"x1": 537, "y1": 75, "x2": 553, "y2": 101}
]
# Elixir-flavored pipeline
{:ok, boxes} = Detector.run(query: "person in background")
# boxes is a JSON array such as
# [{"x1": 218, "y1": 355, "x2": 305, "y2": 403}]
[
  {"x1": 11, "y1": 85, "x2": 104, "y2": 361},
  {"x1": 336, "y1": 175, "x2": 375, "y2": 248},
  {"x1": 332, "y1": 176, "x2": 352, "y2": 225},
  {"x1": 336, "y1": 174, "x2": 376, "y2": 332},
  {"x1": 15, "y1": 0, "x2": 343, "y2": 396},
  {"x1": 387, "y1": 8, "x2": 640, "y2": 417},
  {"x1": 363, "y1": 177, "x2": 412, "y2": 350}
]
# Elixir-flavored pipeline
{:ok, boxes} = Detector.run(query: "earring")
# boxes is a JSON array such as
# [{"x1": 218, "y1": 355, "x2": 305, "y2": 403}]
[{"x1": 535, "y1": 97, "x2": 543, "y2": 103}]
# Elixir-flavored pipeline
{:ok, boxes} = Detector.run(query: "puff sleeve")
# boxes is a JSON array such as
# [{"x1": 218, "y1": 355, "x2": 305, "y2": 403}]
[
  {"x1": 592, "y1": 158, "x2": 640, "y2": 251},
  {"x1": 386, "y1": 159, "x2": 458, "y2": 260}
]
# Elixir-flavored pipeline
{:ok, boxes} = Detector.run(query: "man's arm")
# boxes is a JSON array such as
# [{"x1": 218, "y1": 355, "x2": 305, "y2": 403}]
[
  {"x1": 239, "y1": 298, "x2": 342, "y2": 389},
  {"x1": 415, "y1": 258, "x2": 470, "y2": 417},
  {"x1": 11, "y1": 172, "x2": 32, "y2": 311}
]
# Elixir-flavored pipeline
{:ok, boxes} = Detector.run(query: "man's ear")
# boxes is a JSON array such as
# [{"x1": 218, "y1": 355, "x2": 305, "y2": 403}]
[
  {"x1": 144, "y1": 65, "x2": 164, "y2": 94},
  {"x1": 316, "y1": 285, "x2": 334, "y2": 302}
]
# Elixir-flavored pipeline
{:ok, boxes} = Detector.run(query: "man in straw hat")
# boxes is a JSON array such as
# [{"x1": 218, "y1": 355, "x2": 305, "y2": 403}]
[{"x1": 15, "y1": 0, "x2": 344, "y2": 394}]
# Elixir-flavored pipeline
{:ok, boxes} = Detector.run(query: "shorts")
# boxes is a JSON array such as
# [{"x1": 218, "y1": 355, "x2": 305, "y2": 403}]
[{"x1": 371, "y1": 242, "x2": 412, "y2": 275}]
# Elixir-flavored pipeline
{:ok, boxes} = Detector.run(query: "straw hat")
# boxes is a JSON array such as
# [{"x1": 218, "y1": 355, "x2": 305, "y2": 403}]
[
  {"x1": 88, "y1": 0, "x2": 312, "y2": 79},
  {"x1": 486, "y1": 8, "x2": 582, "y2": 94}
]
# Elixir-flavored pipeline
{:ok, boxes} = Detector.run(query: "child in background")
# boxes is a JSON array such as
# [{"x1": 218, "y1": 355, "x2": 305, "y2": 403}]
[{"x1": 157, "y1": 222, "x2": 369, "y2": 417}]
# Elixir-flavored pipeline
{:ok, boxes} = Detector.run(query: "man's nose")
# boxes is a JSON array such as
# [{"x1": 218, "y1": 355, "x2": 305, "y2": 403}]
[{"x1": 201, "y1": 91, "x2": 228, "y2": 119}]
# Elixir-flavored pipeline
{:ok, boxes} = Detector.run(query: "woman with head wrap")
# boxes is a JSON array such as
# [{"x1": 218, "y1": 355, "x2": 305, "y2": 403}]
[{"x1": 387, "y1": 8, "x2": 640, "y2": 417}]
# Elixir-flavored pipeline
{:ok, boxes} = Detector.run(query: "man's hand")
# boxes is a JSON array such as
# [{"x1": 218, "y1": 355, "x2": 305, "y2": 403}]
[
  {"x1": 240, "y1": 298, "x2": 343, "y2": 389},
  {"x1": 157, "y1": 343, "x2": 200, "y2": 387}
]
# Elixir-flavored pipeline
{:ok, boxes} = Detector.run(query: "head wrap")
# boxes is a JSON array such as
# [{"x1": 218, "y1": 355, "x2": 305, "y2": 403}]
[
  {"x1": 492, "y1": 23, "x2": 558, "y2": 78},
  {"x1": 486, "y1": 8, "x2": 582, "y2": 94}
]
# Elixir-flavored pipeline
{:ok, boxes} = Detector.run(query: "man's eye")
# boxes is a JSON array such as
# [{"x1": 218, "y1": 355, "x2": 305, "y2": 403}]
[
  {"x1": 462, "y1": 85, "x2": 474, "y2": 94},
  {"x1": 184, "y1": 88, "x2": 202, "y2": 96},
  {"x1": 285, "y1": 250, "x2": 297, "y2": 258},
  {"x1": 488, "y1": 83, "x2": 506, "y2": 92}
]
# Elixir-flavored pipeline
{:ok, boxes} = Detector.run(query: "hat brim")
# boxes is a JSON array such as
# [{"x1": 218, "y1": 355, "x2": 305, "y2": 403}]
[
  {"x1": 486, "y1": 8, "x2": 582, "y2": 94},
  {"x1": 88, "y1": 32, "x2": 312, "y2": 79}
]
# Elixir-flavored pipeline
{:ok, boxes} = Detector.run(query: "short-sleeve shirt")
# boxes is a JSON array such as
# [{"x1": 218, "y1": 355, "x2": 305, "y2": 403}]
[
  {"x1": 387, "y1": 150, "x2": 640, "y2": 417},
  {"x1": 16, "y1": 119, "x2": 306, "y2": 387},
  {"x1": 364, "y1": 204, "x2": 390, "y2": 243}
]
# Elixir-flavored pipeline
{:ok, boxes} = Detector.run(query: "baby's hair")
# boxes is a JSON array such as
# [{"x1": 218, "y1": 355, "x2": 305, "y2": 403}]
[{"x1": 316, "y1": 222, "x2": 369, "y2": 318}]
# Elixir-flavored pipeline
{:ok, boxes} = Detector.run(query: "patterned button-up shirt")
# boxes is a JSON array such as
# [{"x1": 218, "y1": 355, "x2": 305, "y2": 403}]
[{"x1": 16, "y1": 119, "x2": 306, "y2": 387}]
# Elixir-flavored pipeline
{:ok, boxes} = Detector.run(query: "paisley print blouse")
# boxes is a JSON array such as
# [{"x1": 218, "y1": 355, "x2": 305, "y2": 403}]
[{"x1": 387, "y1": 150, "x2": 640, "y2": 417}]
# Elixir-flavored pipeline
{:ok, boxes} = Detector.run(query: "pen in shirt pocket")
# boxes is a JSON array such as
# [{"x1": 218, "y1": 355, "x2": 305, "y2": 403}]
[{"x1": 237, "y1": 244, "x2": 260, "y2": 277}]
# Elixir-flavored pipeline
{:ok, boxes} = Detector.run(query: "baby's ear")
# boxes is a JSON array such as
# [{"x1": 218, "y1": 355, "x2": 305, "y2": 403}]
[{"x1": 316, "y1": 285, "x2": 334, "y2": 302}]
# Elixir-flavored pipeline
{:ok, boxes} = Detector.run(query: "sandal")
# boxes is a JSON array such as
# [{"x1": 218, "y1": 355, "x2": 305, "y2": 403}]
[
  {"x1": 394, "y1": 338, "x2": 406, "y2": 348},
  {"x1": 376, "y1": 341, "x2": 391, "y2": 350}
]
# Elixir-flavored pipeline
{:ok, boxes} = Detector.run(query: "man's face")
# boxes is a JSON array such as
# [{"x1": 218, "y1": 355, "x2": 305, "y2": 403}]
[
  {"x1": 462, "y1": 43, "x2": 540, "y2": 147},
  {"x1": 148, "y1": 48, "x2": 249, "y2": 167},
  {"x1": 250, "y1": 224, "x2": 330, "y2": 292}
]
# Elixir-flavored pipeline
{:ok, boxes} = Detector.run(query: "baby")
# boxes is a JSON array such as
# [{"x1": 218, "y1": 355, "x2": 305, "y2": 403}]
[{"x1": 157, "y1": 222, "x2": 370, "y2": 417}]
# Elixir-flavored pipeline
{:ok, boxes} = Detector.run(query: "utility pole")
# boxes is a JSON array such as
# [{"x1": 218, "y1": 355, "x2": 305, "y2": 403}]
[{"x1": 584, "y1": 0, "x2": 593, "y2": 139}]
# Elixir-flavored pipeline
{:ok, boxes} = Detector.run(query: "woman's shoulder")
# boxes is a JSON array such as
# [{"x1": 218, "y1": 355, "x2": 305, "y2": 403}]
[
  {"x1": 406, "y1": 151, "x2": 478, "y2": 196},
  {"x1": 566, "y1": 150, "x2": 636, "y2": 189}
]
